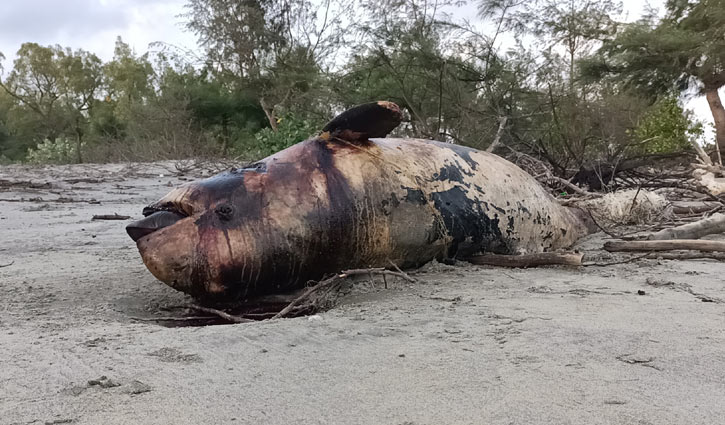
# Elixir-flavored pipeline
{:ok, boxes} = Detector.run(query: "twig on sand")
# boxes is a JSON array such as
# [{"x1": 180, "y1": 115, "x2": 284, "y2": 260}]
[
  {"x1": 0, "y1": 261, "x2": 14, "y2": 268},
  {"x1": 272, "y1": 276, "x2": 344, "y2": 319},
  {"x1": 585, "y1": 209, "x2": 628, "y2": 239},
  {"x1": 273, "y1": 266, "x2": 415, "y2": 319},
  {"x1": 584, "y1": 252, "x2": 654, "y2": 267},
  {"x1": 387, "y1": 260, "x2": 416, "y2": 282},
  {"x1": 130, "y1": 316, "x2": 218, "y2": 322},
  {"x1": 92, "y1": 213, "x2": 131, "y2": 220},
  {"x1": 186, "y1": 304, "x2": 255, "y2": 324}
]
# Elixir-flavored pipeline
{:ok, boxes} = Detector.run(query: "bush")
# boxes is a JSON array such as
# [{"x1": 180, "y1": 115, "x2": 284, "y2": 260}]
[
  {"x1": 632, "y1": 97, "x2": 702, "y2": 154},
  {"x1": 26, "y1": 138, "x2": 83, "y2": 164},
  {"x1": 237, "y1": 114, "x2": 318, "y2": 160}
]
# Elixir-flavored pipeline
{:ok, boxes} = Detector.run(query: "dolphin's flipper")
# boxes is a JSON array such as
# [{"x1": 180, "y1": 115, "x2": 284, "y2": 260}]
[{"x1": 321, "y1": 101, "x2": 403, "y2": 143}]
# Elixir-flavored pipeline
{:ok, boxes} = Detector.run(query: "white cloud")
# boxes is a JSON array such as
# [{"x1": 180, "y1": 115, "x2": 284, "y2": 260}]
[{"x1": 0, "y1": 0, "x2": 197, "y2": 65}]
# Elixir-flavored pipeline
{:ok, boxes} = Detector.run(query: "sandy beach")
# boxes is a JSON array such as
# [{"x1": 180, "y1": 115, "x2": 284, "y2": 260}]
[{"x1": 1, "y1": 162, "x2": 724, "y2": 425}]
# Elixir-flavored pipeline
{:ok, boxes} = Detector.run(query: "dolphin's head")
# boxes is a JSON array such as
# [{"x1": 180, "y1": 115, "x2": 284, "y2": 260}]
[{"x1": 126, "y1": 163, "x2": 270, "y2": 301}]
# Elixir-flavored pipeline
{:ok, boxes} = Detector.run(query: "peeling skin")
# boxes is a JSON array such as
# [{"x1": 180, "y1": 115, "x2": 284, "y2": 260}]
[{"x1": 131, "y1": 137, "x2": 590, "y2": 302}]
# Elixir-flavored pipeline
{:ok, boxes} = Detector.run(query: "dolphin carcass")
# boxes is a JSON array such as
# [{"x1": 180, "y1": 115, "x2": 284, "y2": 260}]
[{"x1": 127, "y1": 102, "x2": 592, "y2": 302}]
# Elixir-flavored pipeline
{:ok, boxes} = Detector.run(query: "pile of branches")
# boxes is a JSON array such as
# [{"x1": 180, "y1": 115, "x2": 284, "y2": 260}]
[{"x1": 137, "y1": 265, "x2": 415, "y2": 326}]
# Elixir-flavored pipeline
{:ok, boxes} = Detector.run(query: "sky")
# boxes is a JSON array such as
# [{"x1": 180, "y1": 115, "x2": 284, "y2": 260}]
[
  {"x1": 0, "y1": 0, "x2": 717, "y2": 140},
  {"x1": 0, "y1": 0, "x2": 197, "y2": 65}
]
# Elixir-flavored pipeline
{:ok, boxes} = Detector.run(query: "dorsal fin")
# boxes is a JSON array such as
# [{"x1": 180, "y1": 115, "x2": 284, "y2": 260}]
[{"x1": 320, "y1": 101, "x2": 402, "y2": 143}]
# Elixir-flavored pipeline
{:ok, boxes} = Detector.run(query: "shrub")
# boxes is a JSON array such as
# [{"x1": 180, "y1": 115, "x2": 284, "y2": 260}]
[
  {"x1": 237, "y1": 114, "x2": 318, "y2": 160},
  {"x1": 26, "y1": 138, "x2": 83, "y2": 164},
  {"x1": 632, "y1": 97, "x2": 702, "y2": 154}
]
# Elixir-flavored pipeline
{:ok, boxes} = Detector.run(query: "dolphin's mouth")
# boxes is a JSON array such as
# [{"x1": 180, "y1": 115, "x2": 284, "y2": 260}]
[{"x1": 126, "y1": 208, "x2": 188, "y2": 242}]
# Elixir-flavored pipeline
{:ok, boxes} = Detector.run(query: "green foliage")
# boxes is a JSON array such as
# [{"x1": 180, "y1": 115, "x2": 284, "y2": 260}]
[
  {"x1": 632, "y1": 97, "x2": 701, "y2": 154},
  {"x1": 582, "y1": 0, "x2": 725, "y2": 151},
  {"x1": 0, "y1": 0, "x2": 715, "y2": 174},
  {"x1": 26, "y1": 138, "x2": 83, "y2": 164},
  {"x1": 243, "y1": 114, "x2": 318, "y2": 159},
  {"x1": 0, "y1": 43, "x2": 102, "y2": 162}
]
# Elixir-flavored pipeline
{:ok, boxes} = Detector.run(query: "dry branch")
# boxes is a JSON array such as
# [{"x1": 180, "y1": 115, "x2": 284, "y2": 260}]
[
  {"x1": 0, "y1": 261, "x2": 14, "y2": 268},
  {"x1": 467, "y1": 252, "x2": 583, "y2": 267},
  {"x1": 272, "y1": 276, "x2": 343, "y2": 319},
  {"x1": 604, "y1": 239, "x2": 725, "y2": 253},
  {"x1": 646, "y1": 213, "x2": 725, "y2": 240},
  {"x1": 671, "y1": 201, "x2": 722, "y2": 214},
  {"x1": 272, "y1": 266, "x2": 414, "y2": 319},
  {"x1": 186, "y1": 304, "x2": 254, "y2": 323},
  {"x1": 584, "y1": 252, "x2": 655, "y2": 266},
  {"x1": 649, "y1": 252, "x2": 725, "y2": 261},
  {"x1": 92, "y1": 213, "x2": 131, "y2": 220}
]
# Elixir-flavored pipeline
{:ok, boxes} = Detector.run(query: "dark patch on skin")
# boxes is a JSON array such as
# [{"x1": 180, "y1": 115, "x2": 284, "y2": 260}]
[
  {"x1": 516, "y1": 201, "x2": 532, "y2": 218},
  {"x1": 434, "y1": 163, "x2": 466, "y2": 183},
  {"x1": 507, "y1": 216, "x2": 515, "y2": 236},
  {"x1": 401, "y1": 187, "x2": 427, "y2": 205},
  {"x1": 433, "y1": 142, "x2": 479, "y2": 171},
  {"x1": 390, "y1": 193, "x2": 401, "y2": 208},
  {"x1": 430, "y1": 186, "x2": 508, "y2": 258}
]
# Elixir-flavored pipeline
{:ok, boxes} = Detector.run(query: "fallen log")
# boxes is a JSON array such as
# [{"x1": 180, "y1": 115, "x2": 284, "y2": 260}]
[
  {"x1": 652, "y1": 252, "x2": 725, "y2": 261},
  {"x1": 92, "y1": 213, "x2": 131, "y2": 220},
  {"x1": 604, "y1": 240, "x2": 725, "y2": 253},
  {"x1": 646, "y1": 213, "x2": 725, "y2": 240},
  {"x1": 467, "y1": 252, "x2": 583, "y2": 267},
  {"x1": 671, "y1": 201, "x2": 722, "y2": 215}
]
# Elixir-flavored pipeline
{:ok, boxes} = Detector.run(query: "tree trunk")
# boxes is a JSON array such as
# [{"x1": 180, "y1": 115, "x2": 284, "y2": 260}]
[
  {"x1": 705, "y1": 87, "x2": 725, "y2": 153},
  {"x1": 260, "y1": 98, "x2": 278, "y2": 132},
  {"x1": 75, "y1": 125, "x2": 83, "y2": 164}
]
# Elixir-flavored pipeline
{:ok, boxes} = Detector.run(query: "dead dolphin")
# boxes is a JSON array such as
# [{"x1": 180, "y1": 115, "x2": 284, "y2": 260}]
[{"x1": 127, "y1": 101, "x2": 592, "y2": 301}]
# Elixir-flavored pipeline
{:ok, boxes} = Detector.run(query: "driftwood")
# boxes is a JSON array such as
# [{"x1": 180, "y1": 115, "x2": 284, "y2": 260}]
[
  {"x1": 92, "y1": 213, "x2": 131, "y2": 220},
  {"x1": 671, "y1": 201, "x2": 722, "y2": 215},
  {"x1": 0, "y1": 261, "x2": 14, "y2": 268},
  {"x1": 651, "y1": 252, "x2": 725, "y2": 261},
  {"x1": 604, "y1": 239, "x2": 725, "y2": 253},
  {"x1": 584, "y1": 252, "x2": 655, "y2": 266},
  {"x1": 646, "y1": 213, "x2": 725, "y2": 240},
  {"x1": 467, "y1": 252, "x2": 583, "y2": 267}
]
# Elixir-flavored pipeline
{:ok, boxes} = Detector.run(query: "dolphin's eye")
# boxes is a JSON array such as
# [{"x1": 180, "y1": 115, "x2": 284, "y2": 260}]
[{"x1": 215, "y1": 204, "x2": 234, "y2": 221}]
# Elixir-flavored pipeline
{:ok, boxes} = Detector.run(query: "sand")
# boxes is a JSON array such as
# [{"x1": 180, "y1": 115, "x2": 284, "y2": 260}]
[{"x1": 1, "y1": 162, "x2": 724, "y2": 425}]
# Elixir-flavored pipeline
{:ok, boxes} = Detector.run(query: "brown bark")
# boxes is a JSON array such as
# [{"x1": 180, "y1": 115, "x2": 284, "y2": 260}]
[
  {"x1": 260, "y1": 97, "x2": 278, "y2": 132},
  {"x1": 467, "y1": 252, "x2": 583, "y2": 268},
  {"x1": 705, "y1": 87, "x2": 725, "y2": 154},
  {"x1": 604, "y1": 240, "x2": 725, "y2": 253}
]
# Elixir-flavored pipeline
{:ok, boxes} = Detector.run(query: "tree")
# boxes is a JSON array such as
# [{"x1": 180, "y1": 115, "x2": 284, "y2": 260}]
[
  {"x1": 584, "y1": 0, "x2": 725, "y2": 151},
  {"x1": 479, "y1": 0, "x2": 621, "y2": 96},
  {"x1": 103, "y1": 37, "x2": 154, "y2": 113},
  {"x1": 0, "y1": 43, "x2": 102, "y2": 162},
  {"x1": 183, "y1": 0, "x2": 349, "y2": 130}
]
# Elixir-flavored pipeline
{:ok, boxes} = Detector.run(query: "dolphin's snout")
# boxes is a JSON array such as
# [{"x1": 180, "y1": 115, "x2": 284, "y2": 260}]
[{"x1": 126, "y1": 210, "x2": 187, "y2": 242}]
